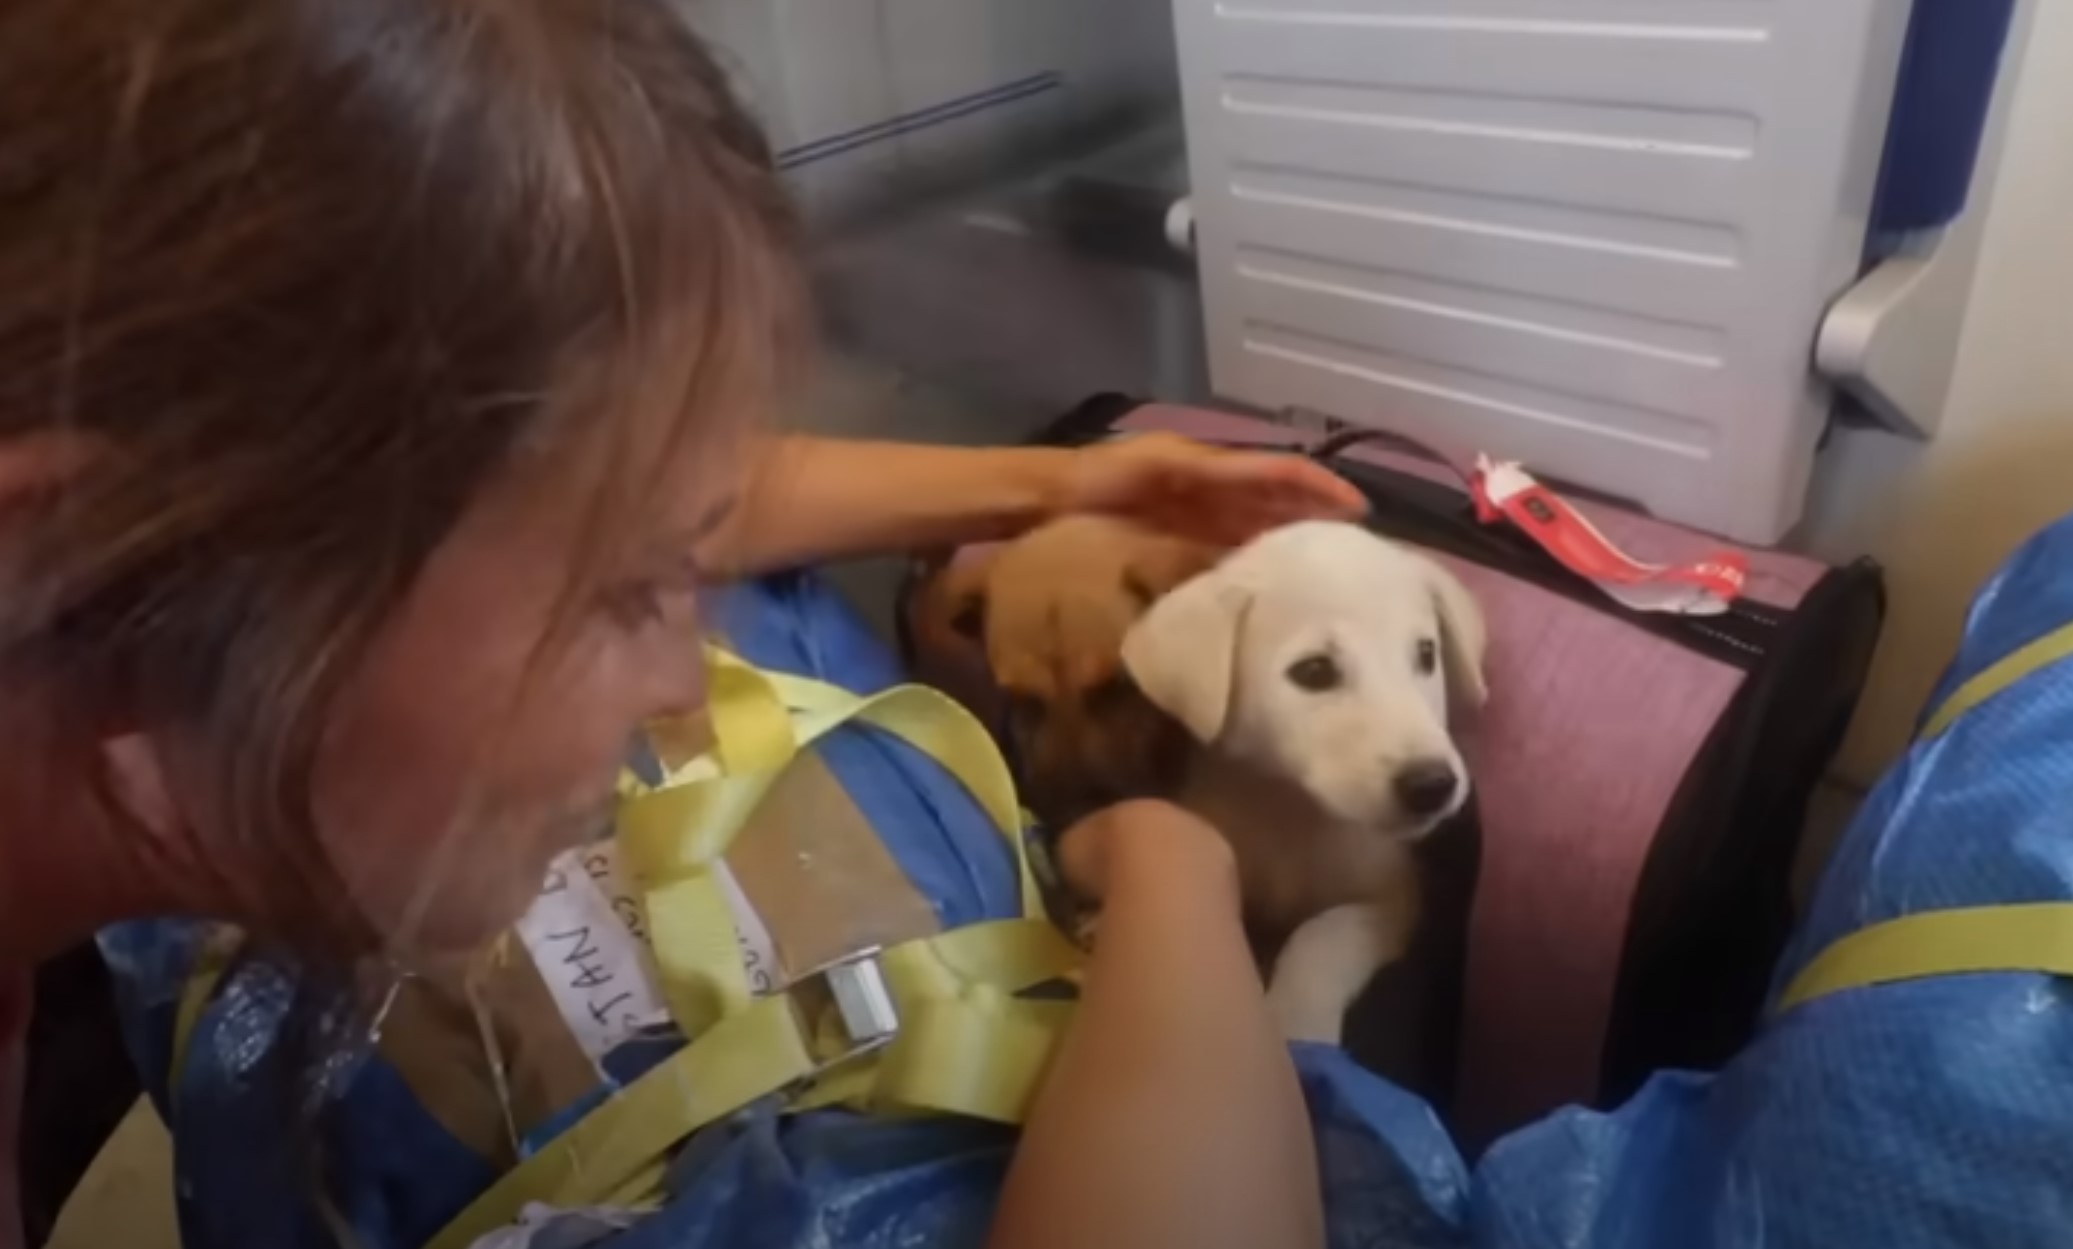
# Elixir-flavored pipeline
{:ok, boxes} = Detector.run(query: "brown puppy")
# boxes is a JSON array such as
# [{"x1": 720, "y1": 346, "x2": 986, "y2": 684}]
[{"x1": 912, "y1": 517, "x2": 1222, "y2": 827}]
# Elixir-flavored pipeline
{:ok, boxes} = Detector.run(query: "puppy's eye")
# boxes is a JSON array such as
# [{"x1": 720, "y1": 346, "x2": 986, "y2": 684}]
[
  {"x1": 1286, "y1": 654, "x2": 1342, "y2": 693},
  {"x1": 1415, "y1": 639, "x2": 1439, "y2": 676},
  {"x1": 949, "y1": 595, "x2": 986, "y2": 642}
]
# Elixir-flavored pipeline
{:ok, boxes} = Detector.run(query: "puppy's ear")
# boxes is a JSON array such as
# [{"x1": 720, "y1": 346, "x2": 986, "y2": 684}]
[
  {"x1": 1122, "y1": 569, "x2": 1249, "y2": 744},
  {"x1": 1423, "y1": 557, "x2": 1488, "y2": 708}
]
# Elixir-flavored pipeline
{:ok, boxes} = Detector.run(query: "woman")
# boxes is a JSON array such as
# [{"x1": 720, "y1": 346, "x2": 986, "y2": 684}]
[{"x1": 0, "y1": 2, "x2": 1360, "y2": 1245}]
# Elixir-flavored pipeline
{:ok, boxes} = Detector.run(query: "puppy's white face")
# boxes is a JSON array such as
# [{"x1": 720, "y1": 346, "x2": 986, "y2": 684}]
[
  {"x1": 1124, "y1": 523, "x2": 1486, "y2": 835},
  {"x1": 1226, "y1": 566, "x2": 1463, "y2": 830}
]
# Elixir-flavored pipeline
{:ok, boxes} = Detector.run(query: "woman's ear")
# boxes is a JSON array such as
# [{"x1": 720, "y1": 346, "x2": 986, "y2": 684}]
[
  {"x1": 1122, "y1": 569, "x2": 1250, "y2": 744},
  {"x1": 1422, "y1": 557, "x2": 1489, "y2": 709},
  {"x1": 98, "y1": 733, "x2": 185, "y2": 840}
]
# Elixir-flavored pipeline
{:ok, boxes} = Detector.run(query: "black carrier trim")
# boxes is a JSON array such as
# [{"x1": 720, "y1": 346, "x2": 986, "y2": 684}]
[{"x1": 1600, "y1": 558, "x2": 1884, "y2": 1102}]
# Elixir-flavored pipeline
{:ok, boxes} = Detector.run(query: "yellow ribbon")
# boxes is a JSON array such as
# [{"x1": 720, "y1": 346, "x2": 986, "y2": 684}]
[
  {"x1": 1779, "y1": 620, "x2": 2073, "y2": 1017},
  {"x1": 426, "y1": 649, "x2": 1077, "y2": 1249},
  {"x1": 1778, "y1": 903, "x2": 2073, "y2": 1014},
  {"x1": 1919, "y1": 618, "x2": 2073, "y2": 741}
]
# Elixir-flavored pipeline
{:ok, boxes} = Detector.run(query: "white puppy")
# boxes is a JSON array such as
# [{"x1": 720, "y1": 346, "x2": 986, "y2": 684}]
[{"x1": 1122, "y1": 521, "x2": 1486, "y2": 1044}]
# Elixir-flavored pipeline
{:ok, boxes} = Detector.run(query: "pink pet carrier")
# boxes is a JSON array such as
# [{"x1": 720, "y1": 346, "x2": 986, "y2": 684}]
[{"x1": 900, "y1": 396, "x2": 1883, "y2": 1144}]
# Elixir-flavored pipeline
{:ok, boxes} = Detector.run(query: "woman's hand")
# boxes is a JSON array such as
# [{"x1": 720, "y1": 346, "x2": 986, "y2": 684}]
[
  {"x1": 711, "y1": 426, "x2": 1367, "y2": 576},
  {"x1": 1062, "y1": 427, "x2": 1368, "y2": 546},
  {"x1": 1056, "y1": 799, "x2": 1238, "y2": 907},
  {"x1": 992, "y1": 798, "x2": 1324, "y2": 1249}
]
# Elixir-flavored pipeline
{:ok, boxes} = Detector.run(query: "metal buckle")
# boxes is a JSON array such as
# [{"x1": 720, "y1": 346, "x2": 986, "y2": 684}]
[{"x1": 782, "y1": 947, "x2": 900, "y2": 1079}]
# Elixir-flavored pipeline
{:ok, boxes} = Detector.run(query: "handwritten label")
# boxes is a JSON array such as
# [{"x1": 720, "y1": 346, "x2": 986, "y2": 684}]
[
  {"x1": 516, "y1": 845, "x2": 670, "y2": 1067},
  {"x1": 515, "y1": 843, "x2": 783, "y2": 1069},
  {"x1": 711, "y1": 861, "x2": 782, "y2": 996}
]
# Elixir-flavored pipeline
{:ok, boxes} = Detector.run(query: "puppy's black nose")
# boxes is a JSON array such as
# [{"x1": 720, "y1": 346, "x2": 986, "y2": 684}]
[{"x1": 1393, "y1": 760, "x2": 1460, "y2": 817}]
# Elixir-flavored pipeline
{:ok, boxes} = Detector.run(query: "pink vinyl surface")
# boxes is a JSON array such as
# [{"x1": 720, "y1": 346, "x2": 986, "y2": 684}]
[
  {"x1": 1119, "y1": 404, "x2": 1763, "y2": 1135},
  {"x1": 1436, "y1": 560, "x2": 1740, "y2": 1137}
]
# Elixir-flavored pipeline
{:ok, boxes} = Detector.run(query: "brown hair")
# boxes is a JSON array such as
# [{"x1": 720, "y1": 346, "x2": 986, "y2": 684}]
[{"x1": 0, "y1": 0, "x2": 797, "y2": 935}]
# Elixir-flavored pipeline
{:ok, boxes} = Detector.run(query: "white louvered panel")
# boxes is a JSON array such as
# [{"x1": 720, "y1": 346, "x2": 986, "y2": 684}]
[
  {"x1": 1234, "y1": 258, "x2": 1728, "y2": 421},
  {"x1": 1206, "y1": 10, "x2": 1771, "y2": 113},
  {"x1": 1223, "y1": 178, "x2": 1741, "y2": 327},
  {"x1": 1218, "y1": 90, "x2": 1754, "y2": 225},
  {"x1": 1175, "y1": 0, "x2": 1915, "y2": 541}
]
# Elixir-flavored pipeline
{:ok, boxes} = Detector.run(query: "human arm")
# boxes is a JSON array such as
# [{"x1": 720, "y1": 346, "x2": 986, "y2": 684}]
[
  {"x1": 706, "y1": 429, "x2": 1366, "y2": 576},
  {"x1": 987, "y1": 802, "x2": 1324, "y2": 1249}
]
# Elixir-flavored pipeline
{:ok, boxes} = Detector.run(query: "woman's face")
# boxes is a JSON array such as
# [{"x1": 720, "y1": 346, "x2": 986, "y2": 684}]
[{"x1": 309, "y1": 422, "x2": 739, "y2": 955}]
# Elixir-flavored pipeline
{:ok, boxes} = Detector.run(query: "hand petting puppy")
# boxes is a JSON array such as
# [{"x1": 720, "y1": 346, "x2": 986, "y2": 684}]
[
  {"x1": 1064, "y1": 427, "x2": 1368, "y2": 546},
  {"x1": 1055, "y1": 799, "x2": 1239, "y2": 907}
]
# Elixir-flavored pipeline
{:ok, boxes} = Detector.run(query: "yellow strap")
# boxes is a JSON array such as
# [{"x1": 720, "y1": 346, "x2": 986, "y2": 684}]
[
  {"x1": 640, "y1": 872, "x2": 753, "y2": 1039},
  {"x1": 165, "y1": 651, "x2": 1070, "y2": 1249},
  {"x1": 435, "y1": 654, "x2": 1075, "y2": 1246},
  {"x1": 751, "y1": 919, "x2": 1083, "y2": 1121},
  {"x1": 1775, "y1": 624, "x2": 2073, "y2": 1011},
  {"x1": 629, "y1": 658, "x2": 1041, "y2": 925},
  {"x1": 428, "y1": 918, "x2": 1076, "y2": 1249},
  {"x1": 877, "y1": 998, "x2": 1072, "y2": 1123},
  {"x1": 424, "y1": 990, "x2": 819, "y2": 1249},
  {"x1": 1777, "y1": 903, "x2": 2073, "y2": 1013},
  {"x1": 788, "y1": 919, "x2": 1079, "y2": 1121},
  {"x1": 168, "y1": 966, "x2": 224, "y2": 1095},
  {"x1": 735, "y1": 669, "x2": 1028, "y2": 860},
  {"x1": 1920, "y1": 619, "x2": 2073, "y2": 740},
  {"x1": 637, "y1": 650, "x2": 819, "y2": 790},
  {"x1": 618, "y1": 656, "x2": 1044, "y2": 1044},
  {"x1": 867, "y1": 919, "x2": 1081, "y2": 1122},
  {"x1": 601, "y1": 1163, "x2": 669, "y2": 1214},
  {"x1": 167, "y1": 930, "x2": 242, "y2": 1094},
  {"x1": 702, "y1": 653, "x2": 1026, "y2": 852},
  {"x1": 704, "y1": 650, "x2": 799, "y2": 774},
  {"x1": 844, "y1": 685, "x2": 1039, "y2": 917},
  {"x1": 1775, "y1": 625, "x2": 2073, "y2": 1011}
]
